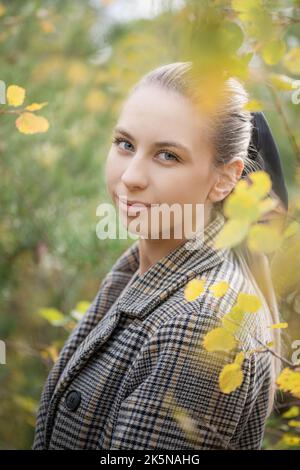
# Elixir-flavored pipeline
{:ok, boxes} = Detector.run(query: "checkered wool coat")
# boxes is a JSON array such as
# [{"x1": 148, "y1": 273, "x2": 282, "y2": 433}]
[{"x1": 32, "y1": 209, "x2": 273, "y2": 450}]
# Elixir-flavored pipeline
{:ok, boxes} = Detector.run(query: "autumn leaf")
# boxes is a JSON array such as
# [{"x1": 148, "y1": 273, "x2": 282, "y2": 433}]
[
  {"x1": 203, "y1": 327, "x2": 237, "y2": 352},
  {"x1": 16, "y1": 112, "x2": 49, "y2": 134},
  {"x1": 279, "y1": 434, "x2": 300, "y2": 447},
  {"x1": 70, "y1": 301, "x2": 91, "y2": 321},
  {"x1": 283, "y1": 222, "x2": 299, "y2": 239},
  {"x1": 288, "y1": 420, "x2": 300, "y2": 428},
  {"x1": 236, "y1": 292, "x2": 262, "y2": 313},
  {"x1": 209, "y1": 280, "x2": 229, "y2": 298},
  {"x1": 223, "y1": 190, "x2": 260, "y2": 222},
  {"x1": 184, "y1": 278, "x2": 206, "y2": 302},
  {"x1": 247, "y1": 223, "x2": 282, "y2": 253},
  {"x1": 243, "y1": 99, "x2": 264, "y2": 111},
  {"x1": 234, "y1": 351, "x2": 245, "y2": 366},
  {"x1": 7, "y1": 85, "x2": 26, "y2": 107},
  {"x1": 25, "y1": 102, "x2": 48, "y2": 111},
  {"x1": 282, "y1": 406, "x2": 300, "y2": 419},
  {"x1": 283, "y1": 47, "x2": 300, "y2": 75},
  {"x1": 261, "y1": 39, "x2": 286, "y2": 66},
  {"x1": 38, "y1": 307, "x2": 66, "y2": 326},
  {"x1": 270, "y1": 73, "x2": 297, "y2": 91},
  {"x1": 248, "y1": 171, "x2": 272, "y2": 200},
  {"x1": 221, "y1": 305, "x2": 245, "y2": 334},
  {"x1": 269, "y1": 322, "x2": 288, "y2": 329},
  {"x1": 0, "y1": 3, "x2": 6, "y2": 17},
  {"x1": 276, "y1": 368, "x2": 300, "y2": 399},
  {"x1": 219, "y1": 362, "x2": 244, "y2": 394},
  {"x1": 214, "y1": 219, "x2": 250, "y2": 249}
]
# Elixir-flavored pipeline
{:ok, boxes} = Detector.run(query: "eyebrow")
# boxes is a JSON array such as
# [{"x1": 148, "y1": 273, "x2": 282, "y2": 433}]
[{"x1": 113, "y1": 126, "x2": 191, "y2": 155}]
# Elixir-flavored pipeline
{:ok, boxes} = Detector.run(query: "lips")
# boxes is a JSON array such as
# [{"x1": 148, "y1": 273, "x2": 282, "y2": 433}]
[
  {"x1": 116, "y1": 194, "x2": 154, "y2": 216},
  {"x1": 117, "y1": 195, "x2": 151, "y2": 207}
]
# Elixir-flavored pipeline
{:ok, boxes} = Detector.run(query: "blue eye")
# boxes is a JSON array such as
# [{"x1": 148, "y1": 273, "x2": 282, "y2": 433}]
[
  {"x1": 157, "y1": 151, "x2": 179, "y2": 162},
  {"x1": 112, "y1": 137, "x2": 133, "y2": 151},
  {"x1": 112, "y1": 137, "x2": 180, "y2": 163}
]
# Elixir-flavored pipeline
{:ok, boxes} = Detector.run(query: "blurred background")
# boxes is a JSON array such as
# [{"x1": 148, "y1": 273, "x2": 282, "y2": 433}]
[{"x1": 0, "y1": 0, "x2": 300, "y2": 449}]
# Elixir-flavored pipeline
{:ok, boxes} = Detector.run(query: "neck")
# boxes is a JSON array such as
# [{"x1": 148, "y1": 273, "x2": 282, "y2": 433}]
[{"x1": 137, "y1": 205, "x2": 213, "y2": 276}]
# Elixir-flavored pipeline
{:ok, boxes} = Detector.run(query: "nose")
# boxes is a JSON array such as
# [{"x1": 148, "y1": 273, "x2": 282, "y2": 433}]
[{"x1": 121, "y1": 152, "x2": 148, "y2": 190}]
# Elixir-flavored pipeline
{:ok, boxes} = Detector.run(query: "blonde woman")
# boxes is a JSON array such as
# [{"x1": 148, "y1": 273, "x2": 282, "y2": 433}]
[{"x1": 33, "y1": 62, "x2": 288, "y2": 450}]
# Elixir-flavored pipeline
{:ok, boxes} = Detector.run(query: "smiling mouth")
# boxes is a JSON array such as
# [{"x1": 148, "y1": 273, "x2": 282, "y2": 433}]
[
  {"x1": 116, "y1": 195, "x2": 159, "y2": 216},
  {"x1": 117, "y1": 196, "x2": 151, "y2": 207},
  {"x1": 117, "y1": 198, "x2": 149, "y2": 215}
]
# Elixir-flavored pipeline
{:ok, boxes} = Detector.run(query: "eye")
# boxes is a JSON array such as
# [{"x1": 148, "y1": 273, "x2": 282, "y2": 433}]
[
  {"x1": 112, "y1": 137, "x2": 134, "y2": 152},
  {"x1": 156, "y1": 150, "x2": 180, "y2": 163},
  {"x1": 112, "y1": 137, "x2": 180, "y2": 163}
]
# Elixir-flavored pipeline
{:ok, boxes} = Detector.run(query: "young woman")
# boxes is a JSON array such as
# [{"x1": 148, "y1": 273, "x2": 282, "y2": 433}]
[{"x1": 32, "y1": 62, "x2": 287, "y2": 450}]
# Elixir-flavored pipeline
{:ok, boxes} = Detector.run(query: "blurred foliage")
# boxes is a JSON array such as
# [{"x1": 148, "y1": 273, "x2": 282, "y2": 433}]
[{"x1": 0, "y1": 0, "x2": 300, "y2": 450}]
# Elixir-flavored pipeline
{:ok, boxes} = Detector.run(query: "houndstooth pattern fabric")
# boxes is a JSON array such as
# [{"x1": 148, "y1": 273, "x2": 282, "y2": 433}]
[{"x1": 32, "y1": 208, "x2": 273, "y2": 450}]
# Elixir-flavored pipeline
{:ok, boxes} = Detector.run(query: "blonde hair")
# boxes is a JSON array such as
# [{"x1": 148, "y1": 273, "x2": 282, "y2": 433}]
[{"x1": 129, "y1": 61, "x2": 287, "y2": 417}]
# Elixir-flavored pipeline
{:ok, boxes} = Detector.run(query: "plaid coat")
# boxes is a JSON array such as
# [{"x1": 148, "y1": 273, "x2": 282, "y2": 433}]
[{"x1": 32, "y1": 209, "x2": 273, "y2": 450}]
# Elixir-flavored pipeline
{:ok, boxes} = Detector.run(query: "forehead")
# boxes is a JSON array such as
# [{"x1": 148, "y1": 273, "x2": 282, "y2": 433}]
[{"x1": 116, "y1": 85, "x2": 210, "y2": 148}]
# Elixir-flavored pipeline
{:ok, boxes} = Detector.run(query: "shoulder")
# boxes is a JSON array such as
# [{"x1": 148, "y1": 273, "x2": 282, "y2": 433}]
[{"x1": 157, "y1": 247, "x2": 272, "y2": 354}]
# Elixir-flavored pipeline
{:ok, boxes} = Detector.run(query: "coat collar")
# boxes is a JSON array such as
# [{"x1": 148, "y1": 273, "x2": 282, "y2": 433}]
[{"x1": 113, "y1": 207, "x2": 229, "y2": 319}]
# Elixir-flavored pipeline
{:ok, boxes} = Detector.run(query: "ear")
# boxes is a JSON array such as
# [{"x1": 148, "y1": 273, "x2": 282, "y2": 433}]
[{"x1": 208, "y1": 157, "x2": 244, "y2": 203}]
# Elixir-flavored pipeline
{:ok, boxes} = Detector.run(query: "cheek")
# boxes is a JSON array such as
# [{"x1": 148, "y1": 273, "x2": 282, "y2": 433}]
[{"x1": 162, "y1": 167, "x2": 212, "y2": 204}]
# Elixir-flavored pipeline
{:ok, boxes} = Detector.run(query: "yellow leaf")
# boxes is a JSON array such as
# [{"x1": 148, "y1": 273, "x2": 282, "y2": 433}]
[
  {"x1": 258, "y1": 197, "x2": 277, "y2": 217},
  {"x1": 270, "y1": 73, "x2": 297, "y2": 91},
  {"x1": 280, "y1": 434, "x2": 300, "y2": 446},
  {"x1": 67, "y1": 60, "x2": 89, "y2": 85},
  {"x1": 283, "y1": 221, "x2": 299, "y2": 239},
  {"x1": 219, "y1": 362, "x2": 244, "y2": 394},
  {"x1": 231, "y1": 0, "x2": 262, "y2": 12},
  {"x1": 276, "y1": 368, "x2": 300, "y2": 399},
  {"x1": 247, "y1": 223, "x2": 282, "y2": 253},
  {"x1": 16, "y1": 112, "x2": 49, "y2": 134},
  {"x1": 203, "y1": 327, "x2": 237, "y2": 352},
  {"x1": 7, "y1": 85, "x2": 26, "y2": 107},
  {"x1": 269, "y1": 322, "x2": 288, "y2": 329},
  {"x1": 75, "y1": 301, "x2": 90, "y2": 313},
  {"x1": 224, "y1": 190, "x2": 260, "y2": 222},
  {"x1": 14, "y1": 395, "x2": 37, "y2": 414},
  {"x1": 234, "y1": 351, "x2": 245, "y2": 366},
  {"x1": 236, "y1": 292, "x2": 262, "y2": 313},
  {"x1": 209, "y1": 281, "x2": 229, "y2": 298},
  {"x1": 282, "y1": 406, "x2": 300, "y2": 419},
  {"x1": 235, "y1": 179, "x2": 250, "y2": 194},
  {"x1": 243, "y1": 99, "x2": 264, "y2": 112},
  {"x1": 221, "y1": 305, "x2": 245, "y2": 333},
  {"x1": 283, "y1": 47, "x2": 300, "y2": 75},
  {"x1": 42, "y1": 345, "x2": 59, "y2": 363},
  {"x1": 184, "y1": 278, "x2": 206, "y2": 302},
  {"x1": 25, "y1": 102, "x2": 48, "y2": 111},
  {"x1": 38, "y1": 308, "x2": 66, "y2": 326},
  {"x1": 173, "y1": 407, "x2": 198, "y2": 441},
  {"x1": 0, "y1": 3, "x2": 6, "y2": 16},
  {"x1": 40, "y1": 19, "x2": 55, "y2": 34},
  {"x1": 70, "y1": 301, "x2": 91, "y2": 321},
  {"x1": 84, "y1": 90, "x2": 106, "y2": 113},
  {"x1": 288, "y1": 420, "x2": 300, "y2": 428},
  {"x1": 261, "y1": 39, "x2": 286, "y2": 66},
  {"x1": 214, "y1": 219, "x2": 250, "y2": 249},
  {"x1": 248, "y1": 171, "x2": 272, "y2": 200}
]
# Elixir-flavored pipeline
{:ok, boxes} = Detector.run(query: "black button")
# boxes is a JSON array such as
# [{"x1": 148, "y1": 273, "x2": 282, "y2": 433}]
[{"x1": 65, "y1": 390, "x2": 81, "y2": 411}]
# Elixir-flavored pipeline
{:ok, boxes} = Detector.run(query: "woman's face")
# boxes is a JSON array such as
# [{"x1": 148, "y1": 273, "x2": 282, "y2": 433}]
[{"x1": 105, "y1": 84, "x2": 221, "y2": 240}]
